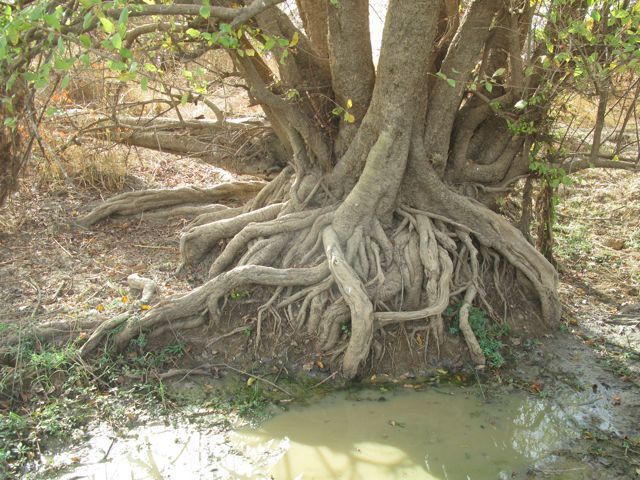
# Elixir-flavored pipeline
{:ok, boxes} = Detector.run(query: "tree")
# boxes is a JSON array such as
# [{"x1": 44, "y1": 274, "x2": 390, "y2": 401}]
[{"x1": 1, "y1": 0, "x2": 638, "y2": 378}]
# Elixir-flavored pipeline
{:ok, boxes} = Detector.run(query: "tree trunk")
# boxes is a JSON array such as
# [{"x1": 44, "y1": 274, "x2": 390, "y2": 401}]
[{"x1": 65, "y1": 0, "x2": 562, "y2": 379}]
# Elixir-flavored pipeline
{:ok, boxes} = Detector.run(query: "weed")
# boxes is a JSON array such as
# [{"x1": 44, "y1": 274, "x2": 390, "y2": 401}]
[
  {"x1": 230, "y1": 290, "x2": 249, "y2": 300},
  {"x1": 553, "y1": 223, "x2": 593, "y2": 260},
  {"x1": 0, "y1": 335, "x2": 190, "y2": 476},
  {"x1": 340, "y1": 321, "x2": 351, "y2": 336},
  {"x1": 447, "y1": 304, "x2": 509, "y2": 367}
]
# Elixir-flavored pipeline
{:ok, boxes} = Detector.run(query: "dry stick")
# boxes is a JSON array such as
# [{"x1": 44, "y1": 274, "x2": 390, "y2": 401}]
[
  {"x1": 52, "y1": 238, "x2": 73, "y2": 257},
  {"x1": 207, "y1": 323, "x2": 256, "y2": 347},
  {"x1": 215, "y1": 363, "x2": 292, "y2": 397},
  {"x1": 311, "y1": 371, "x2": 338, "y2": 389},
  {"x1": 25, "y1": 278, "x2": 42, "y2": 319}
]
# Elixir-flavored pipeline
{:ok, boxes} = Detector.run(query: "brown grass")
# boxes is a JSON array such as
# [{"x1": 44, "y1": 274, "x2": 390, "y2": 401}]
[{"x1": 33, "y1": 145, "x2": 128, "y2": 192}]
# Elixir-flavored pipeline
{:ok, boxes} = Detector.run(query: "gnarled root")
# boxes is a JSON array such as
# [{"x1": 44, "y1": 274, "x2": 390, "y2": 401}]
[
  {"x1": 78, "y1": 181, "x2": 265, "y2": 226},
  {"x1": 72, "y1": 183, "x2": 557, "y2": 379}
]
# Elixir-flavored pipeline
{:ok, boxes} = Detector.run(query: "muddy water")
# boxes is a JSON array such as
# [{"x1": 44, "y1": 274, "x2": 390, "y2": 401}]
[
  {"x1": 36, "y1": 383, "x2": 621, "y2": 479},
  {"x1": 233, "y1": 386, "x2": 600, "y2": 480}
]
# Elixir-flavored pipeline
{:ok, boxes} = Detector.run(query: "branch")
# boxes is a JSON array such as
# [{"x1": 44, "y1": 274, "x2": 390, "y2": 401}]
[
  {"x1": 424, "y1": 0, "x2": 502, "y2": 169},
  {"x1": 560, "y1": 156, "x2": 639, "y2": 173},
  {"x1": 106, "y1": 0, "x2": 285, "y2": 23}
]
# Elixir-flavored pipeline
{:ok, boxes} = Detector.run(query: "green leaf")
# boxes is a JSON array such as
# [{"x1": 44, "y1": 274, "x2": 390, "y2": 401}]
[
  {"x1": 79, "y1": 34, "x2": 92, "y2": 48},
  {"x1": 436, "y1": 71, "x2": 447, "y2": 81},
  {"x1": 111, "y1": 32, "x2": 122, "y2": 49},
  {"x1": 199, "y1": 0, "x2": 211, "y2": 19},
  {"x1": 446, "y1": 78, "x2": 456, "y2": 88},
  {"x1": 80, "y1": 53, "x2": 91, "y2": 66},
  {"x1": 344, "y1": 112, "x2": 356, "y2": 123},
  {"x1": 44, "y1": 13, "x2": 61, "y2": 30},
  {"x1": 3, "y1": 117, "x2": 17, "y2": 129},
  {"x1": 492, "y1": 67, "x2": 506, "y2": 77},
  {"x1": 54, "y1": 57, "x2": 74, "y2": 71},
  {"x1": 514, "y1": 99, "x2": 527, "y2": 110},
  {"x1": 484, "y1": 82, "x2": 493, "y2": 93},
  {"x1": 180, "y1": 92, "x2": 189, "y2": 106},
  {"x1": 83, "y1": 12, "x2": 93, "y2": 30},
  {"x1": 100, "y1": 17, "x2": 115, "y2": 34},
  {"x1": 60, "y1": 74, "x2": 70, "y2": 90},
  {"x1": 118, "y1": 7, "x2": 129, "y2": 26},
  {"x1": 119, "y1": 47, "x2": 133, "y2": 59},
  {"x1": 46, "y1": 106, "x2": 58, "y2": 117},
  {"x1": 290, "y1": 31, "x2": 299, "y2": 47},
  {"x1": 140, "y1": 76, "x2": 149, "y2": 92},
  {"x1": 186, "y1": 28, "x2": 201, "y2": 38}
]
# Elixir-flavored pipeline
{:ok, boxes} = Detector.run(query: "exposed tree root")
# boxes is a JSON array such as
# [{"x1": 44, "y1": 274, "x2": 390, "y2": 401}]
[
  {"x1": 59, "y1": 159, "x2": 561, "y2": 379},
  {"x1": 71, "y1": 190, "x2": 535, "y2": 378},
  {"x1": 78, "y1": 181, "x2": 265, "y2": 227},
  {"x1": 127, "y1": 273, "x2": 157, "y2": 304}
]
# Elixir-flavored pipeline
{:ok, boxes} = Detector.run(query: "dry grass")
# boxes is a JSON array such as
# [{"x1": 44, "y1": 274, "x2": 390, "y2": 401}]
[
  {"x1": 555, "y1": 169, "x2": 640, "y2": 301},
  {"x1": 33, "y1": 145, "x2": 128, "y2": 192}
]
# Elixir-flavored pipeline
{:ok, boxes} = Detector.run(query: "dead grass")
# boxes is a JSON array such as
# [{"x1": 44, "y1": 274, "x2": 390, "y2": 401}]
[
  {"x1": 555, "y1": 169, "x2": 640, "y2": 321},
  {"x1": 32, "y1": 145, "x2": 128, "y2": 193}
]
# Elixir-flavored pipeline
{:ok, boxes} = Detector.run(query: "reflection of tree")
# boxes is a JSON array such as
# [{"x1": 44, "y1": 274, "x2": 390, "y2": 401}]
[{"x1": 511, "y1": 392, "x2": 614, "y2": 461}]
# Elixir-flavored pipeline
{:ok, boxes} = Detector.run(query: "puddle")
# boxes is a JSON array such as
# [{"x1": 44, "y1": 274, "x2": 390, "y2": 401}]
[
  {"x1": 32, "y1": 384, "x2": 626, "y2": 479},
  {"x1": 233, "y1": 386, "x2": 599, "y2": 479}
]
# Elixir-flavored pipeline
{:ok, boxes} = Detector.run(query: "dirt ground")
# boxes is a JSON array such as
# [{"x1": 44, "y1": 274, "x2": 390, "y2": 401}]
[{"x1": 1, "y1": 151, "x2": 639, "y2": 478}]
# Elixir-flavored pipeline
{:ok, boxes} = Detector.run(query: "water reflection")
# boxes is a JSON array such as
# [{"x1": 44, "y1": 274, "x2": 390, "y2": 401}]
[
  {"x1": 38, "y1": 386, "x2": 612, "y2": 479},
  {"x1": 234, "y1": 387, "x2": 603, "y2": 480}
]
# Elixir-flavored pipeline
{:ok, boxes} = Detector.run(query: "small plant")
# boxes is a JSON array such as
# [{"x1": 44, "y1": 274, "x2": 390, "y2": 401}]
[
  {"x1": 230, "y1": 290, "x2": 249, "y2": 300},
  {"x1": 447, "y1": 304, "x2": 509, "y2": 367},
  {"x1": 340, "y1": 321, "x2": 351, "y2": 336}
]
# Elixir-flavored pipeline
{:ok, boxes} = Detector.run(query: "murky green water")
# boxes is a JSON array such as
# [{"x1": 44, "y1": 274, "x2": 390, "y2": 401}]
[
  {"x1": 232, "y1": 386, "x2": 589, "y2": 479},
  {"x1": 36, "y1": 384, "x2": 617, "y2": 479}
]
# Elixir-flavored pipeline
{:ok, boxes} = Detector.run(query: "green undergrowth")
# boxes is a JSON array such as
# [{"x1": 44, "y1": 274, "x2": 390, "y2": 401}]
[
  {"x1": 0, "y1": 330, "x2": 315, "y2": 477},
  {"x1": 446, "y1": 303, "x2": 510, "y2": 368}
]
